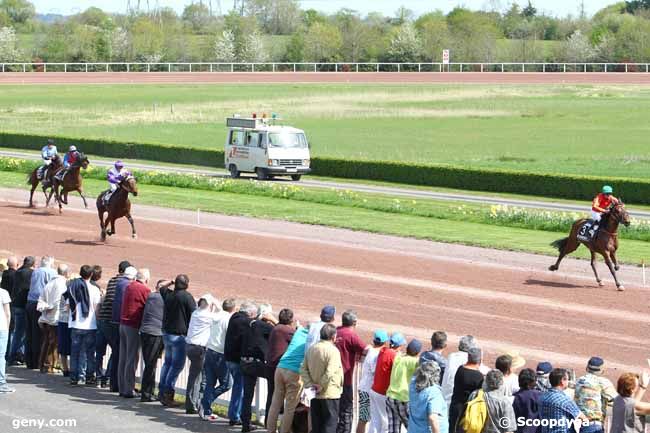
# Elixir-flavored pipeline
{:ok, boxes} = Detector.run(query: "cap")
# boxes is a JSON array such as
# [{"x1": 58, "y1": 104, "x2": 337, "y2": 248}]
[
  {"x1": 587, "y1": 356, "x2": 605, "y2": 373},
  {"x1": 536, "y1": 362, "x2": 553, "y2": 375},
  {"x1": 320, "y1": 305, "x2": 336, "y2": 322},
  {"x1": 390, "y1": 332, "x2": 406, "y2": 348},
  {"x1": 123, "y1": 266, "x2": 137, "y2": 280},
  {"x1": 373, "y1": 329, "x2": 389, "y2": 345},
  {"x1": 407, "y1": 339, "x2": 422, "y2": 355}
]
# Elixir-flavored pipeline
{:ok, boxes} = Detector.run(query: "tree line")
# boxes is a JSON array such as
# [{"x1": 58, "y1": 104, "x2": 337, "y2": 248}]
[{"x1": 1, "y1": 0, "x2": 650, "y2": 64}]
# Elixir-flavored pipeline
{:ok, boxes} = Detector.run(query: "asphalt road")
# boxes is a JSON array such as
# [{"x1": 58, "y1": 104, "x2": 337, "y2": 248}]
[{"x1": 3, "y1": 149, "x2": 647, "y2": 218}]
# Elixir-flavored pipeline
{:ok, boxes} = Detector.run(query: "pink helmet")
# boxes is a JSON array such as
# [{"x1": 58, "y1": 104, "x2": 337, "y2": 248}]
[{"x1": 115, "y1": 160, "x2": 124, "y2": 169}]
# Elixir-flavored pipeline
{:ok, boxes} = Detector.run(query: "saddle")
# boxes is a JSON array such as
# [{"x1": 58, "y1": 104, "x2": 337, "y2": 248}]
[{"x1": 577, "y1": 220, "x2": 598, "y2": 243}]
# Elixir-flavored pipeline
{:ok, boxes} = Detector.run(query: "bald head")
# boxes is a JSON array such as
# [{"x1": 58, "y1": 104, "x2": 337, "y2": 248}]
[
  {"x1": 58, "y1": 263, "x2": 69, "y2": 277},
  {"x1": 7, "y1": 256, "x2": 18, "y2": 270}
]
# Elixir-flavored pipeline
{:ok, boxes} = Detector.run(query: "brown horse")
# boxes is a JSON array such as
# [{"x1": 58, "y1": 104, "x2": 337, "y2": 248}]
[
  {"x1": 549, "y1": 203, "x2": 630, "y2": 290},
  {"x1": 28, "y1": 155, "x2": 63, "y2": 208},
  {"x1": 52, "y1": 153, "x2": 90, "y2": 213},
  {"x1": 96, "y1": 175, "x2": 138, "y2": 241}
]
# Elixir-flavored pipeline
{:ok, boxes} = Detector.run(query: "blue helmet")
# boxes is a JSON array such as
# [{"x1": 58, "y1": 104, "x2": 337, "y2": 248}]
[{"x1": 115, "y1": 160, "x2": 124, "y2": 169}]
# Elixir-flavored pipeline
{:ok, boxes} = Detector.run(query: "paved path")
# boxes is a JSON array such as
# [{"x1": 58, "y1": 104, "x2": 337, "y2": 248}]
[
  {"x1": 2, "y1": 149, "x2": 647, "y2": 218},
  {"x1": 0, "y1": 367, "x2": 241, "y2": 433}
]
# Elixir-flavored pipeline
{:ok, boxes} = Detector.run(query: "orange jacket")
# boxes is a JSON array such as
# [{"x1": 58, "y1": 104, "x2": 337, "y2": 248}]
[{"x1": 592, "y1": 193, "x2": 619, "y2": 213}]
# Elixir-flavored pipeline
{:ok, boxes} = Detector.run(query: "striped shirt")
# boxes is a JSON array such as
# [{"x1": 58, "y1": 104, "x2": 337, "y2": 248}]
[{"x1": 97, "y1": 274, "x2": 120, "y2": 322}]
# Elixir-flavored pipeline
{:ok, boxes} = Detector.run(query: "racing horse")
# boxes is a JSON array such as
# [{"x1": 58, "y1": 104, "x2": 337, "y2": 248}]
[
  {"x1": 549, "y1": 202, "x2": 630, "y2": 290},
  {"x1": 52, "y1": 153, "x2": 90, "y2": 213},
  {"x1": 96, "y1": 174, "x2": 138, "y2": 241},
  {"x1": 28, "y1": 155, "x2": 63, "y2": 208}
]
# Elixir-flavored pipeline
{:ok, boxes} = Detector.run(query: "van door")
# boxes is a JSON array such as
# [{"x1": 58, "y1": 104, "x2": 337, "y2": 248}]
[
  {"x1": 246, "y1": 131, "x2": 265, "y2": 172},
  {"x1": 227, "y1": 129, "x2": 252, "y2": 172}
]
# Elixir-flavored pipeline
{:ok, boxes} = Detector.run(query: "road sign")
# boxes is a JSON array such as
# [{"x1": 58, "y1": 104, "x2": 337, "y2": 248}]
[{"x1": 443, "y1": 49, "x2": 450, "y2": 65}]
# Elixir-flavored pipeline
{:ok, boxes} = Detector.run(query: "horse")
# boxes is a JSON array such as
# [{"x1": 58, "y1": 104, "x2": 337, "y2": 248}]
[
  {"x1": 28, "y1": 155, "x2": 63, "y2": 208},
  {"x1": 96, "y1": 175, "x2": 138, "y2": 241},
  {"x1": 52, "y1": 153, "x2": 90, "y2": 213},
  {"x1": 549, "y1": 203, "x2": 630, "y2": 290}
]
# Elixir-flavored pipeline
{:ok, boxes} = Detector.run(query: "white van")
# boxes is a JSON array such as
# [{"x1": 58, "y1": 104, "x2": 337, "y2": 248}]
[{"x1": 225, "y1": 116, "x2": 311, "y2": 181}]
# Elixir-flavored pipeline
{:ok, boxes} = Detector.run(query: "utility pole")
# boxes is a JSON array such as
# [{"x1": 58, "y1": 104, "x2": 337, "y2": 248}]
[{"x1": 578, "y1": 0, "x2": 586, "y2": 20}]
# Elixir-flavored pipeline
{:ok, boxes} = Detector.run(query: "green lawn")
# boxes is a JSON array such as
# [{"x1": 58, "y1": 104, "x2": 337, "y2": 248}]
[{"x1": 2, "y1": 84, "x2": 650, "y2": 180}]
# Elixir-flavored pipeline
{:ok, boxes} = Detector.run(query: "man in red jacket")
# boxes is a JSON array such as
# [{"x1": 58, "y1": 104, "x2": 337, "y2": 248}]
[{"x1": 118, "y1": 268, "x2": 151, "y2": 398}]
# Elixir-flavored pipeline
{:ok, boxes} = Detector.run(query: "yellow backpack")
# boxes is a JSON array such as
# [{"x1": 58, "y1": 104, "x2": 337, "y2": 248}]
[{"x1": 461, "y1": 389, "x2": 488, "y2": 433}]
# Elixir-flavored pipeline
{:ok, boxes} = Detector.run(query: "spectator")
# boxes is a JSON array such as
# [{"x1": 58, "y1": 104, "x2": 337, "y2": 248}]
[
  {"x1": 300, "y1": 323, "x2": 344, "y2": 433},
  {"x1": 36, "y1": 263, "x2": 69, "y2": 374},
  {"x1": 185, "y1": 294, "x2": 219, "y2": 414},
  {"x1": 513, "y1": 368, "x2": 541, "y2": 433},
  {"x1": 535, "y1": 362, "x2": 553, "y2": 393},
  {"x1": 574, "y1": 357, "x2": 618, "y2": 433},
  {"x1": 266, "y1": 308, "x2": 297, "y2": 426},
  {"x1": 25, "y1": 256, "x2": 56, "y2": 369},
  {"x1": 386, "y1": 339, "x2": 423, "y2": 433},
  {"x1": 481, "y1": 370, "x2": 517, "y2": 433},
  {"x1": 305, "y1": 305, "x2": 336, "y2": 353},
  {"x1": 408, "y1": 361, "x2": 447, "y2": 433},
  {"x1": 369, "y1": 332, "x2": 407, "y2": 433},
  {"x1": 159, "y1": 274, "x2": 196, "y2": 407},
  {"x1": 420, "y1": 331, "x2": 448, "y2": 380},
  {"x1": 496, "y1": 352, "x2": 525, "y2": 400},
  {"x1": 91, "y1": 265, "x2": 109, "y2": 388},
  {"x1": 96, "y1": 260, "x2": 132, "y2": 393},
  {"x1": 1, "y1": 256, "x2": 17, "y2": 360},
  {"x1": 267, "y1": 322, "x2": 310, "y2": 433},
  {"x1": 442, "y1": 335, "x2": 476, "y2": 406},
  {"x1": 139, "y1": 279, "x2": 166, "y2": 402},
  {"x1": 56, "y1": 275, "x2": 72, "y2": 377},
  {"x1": 67, "y1": 265, "x2": 101, "y2": 386},
  {"x1": 118, "y1": 268, "x2": 151, "y2": 398},
  {"x1": 539, "y1": 368, "x2": 588, "y2": 433},
  {"x1": 335, "y1": 310, "x2": 370, "y2": 433},
  {"x1": 0, "y1": 273, "x2": 12, "y2": 393},
  {"x1": 610, "y1": 371, "x2": 650, "y2": 433},
  {"x1": 357, "y1": 330, "x2": 389, "y2": 433},
  {"x1": 224, "y1": 301, "x2": 258, "y2": 426},
  {"x1": 8, "y1": 256, "x2": 34, "y2": 365},
  {"x1": 241, "y1": 303, "x2": 277, "y2": 433},
  {"x1": 449, "y1": 347, "x2": 484, "y2": 433},
  {"x1": 200, "y1": 298, "x2": 237, "y2": 422}
]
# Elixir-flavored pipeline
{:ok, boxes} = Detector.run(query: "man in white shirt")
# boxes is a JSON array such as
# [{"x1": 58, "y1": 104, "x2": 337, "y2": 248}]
[
  {"x1": 200, "y1": 298, "x2": 238, "y2": 421},
  {"x1": 37, "y1": 263, "x2": 69, "y2": 374},
  {"x1": 304, "y1": 305, "x2": 336, "y2": 354},
  {"x1": 67, "y1": 265, "x2": 101, "y2": 386},
  {"x1": 0, "y1": 284, "x2": 13, "y2": 393},
  {"x1": 357, "y1": 330, "x2": 388, "y2": 433}
]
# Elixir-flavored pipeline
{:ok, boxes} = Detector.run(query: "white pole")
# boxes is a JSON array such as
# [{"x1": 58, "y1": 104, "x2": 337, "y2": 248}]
[
  {"x1": 197, "y1": 208, "x2": 201, "y2": 225},
  {"x1": 643, "y1": 261, "x2": 646, "y2": 287}
]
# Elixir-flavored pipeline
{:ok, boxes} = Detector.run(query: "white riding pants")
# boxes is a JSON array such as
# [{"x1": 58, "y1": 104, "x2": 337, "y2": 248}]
[{"x1": 591, "y1": 211, "x2": 602, "y2": 222}]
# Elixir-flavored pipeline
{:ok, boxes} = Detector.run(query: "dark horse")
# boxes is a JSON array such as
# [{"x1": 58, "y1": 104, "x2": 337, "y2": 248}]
[
  {"x1": 96, "y1": 175, "x2": 138, "y2": 241},
  {"x1": 549, "y1": 203, "x2": 631, "y2": 290},
  {"x1": 53, "y1": 153, "x2": 90, "y2": 213},
  {"x1": 28, "y1": 155, "x2": 63, "y2": 208}
]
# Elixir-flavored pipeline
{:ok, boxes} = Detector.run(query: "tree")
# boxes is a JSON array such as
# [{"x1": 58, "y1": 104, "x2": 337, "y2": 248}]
[
  {"x1": 416, "y1": 12, "x2": 451, "y2": 62},
  {"x1": 246, "y1": 0, "x2": 300, "y2": 35},
  {"x1": 393, "y1": 6, "x2": 414, "y2": 25},
  {"x1": 0, "y1": 0, "x2": 34, "y2": 24},
  {"x1": 447, "y1": 8, "x2": 499, "y2": 62},
  {"x1": 214, "y1": 29, "x2": 236, "y2": 61},
  {"x1": 283, "y1": 30, "x2": 304, "y2": 61},
  {"x1": 386, "y1": 22, "x2": 421, "y2": 62},
  {"x1": 130, "y1": 16, "x2": 165, "y2": 61},
  {"x1": 182, "y1": 2, "x2": 211, "y2": 33},
  {"x1": 78, "y1": 7, "x2": 112, "y2": 29},
  {"x1": 0, "y1": 26, "x2": 20, "y2": 61},
  {"x1": 240, "y1": 30, "x2": 267, "y2": 62},
  {"x1": 626, "y1": 0, "x2": 650, "y2": 13},
  {"x1": 564, "y1": 30, "x2": 596, "y2": 61},
  {"x1": 522, "y1": 1, "x2": 537, "y2": 18},
  {"x1": 334, "y1": 9, "x2": 370, "y2": 62},
  {"x1": 303, "y1": 21, "x2": 342, "y2": 62}
]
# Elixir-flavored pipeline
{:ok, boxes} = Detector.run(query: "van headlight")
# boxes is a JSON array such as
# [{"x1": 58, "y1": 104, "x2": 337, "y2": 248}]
[
  {"x1": 268, "y1": 159, "x2": 279, "y2": 166},
  {"x1": 302, "y1": 159, "x2": 310, "y2": 167}
]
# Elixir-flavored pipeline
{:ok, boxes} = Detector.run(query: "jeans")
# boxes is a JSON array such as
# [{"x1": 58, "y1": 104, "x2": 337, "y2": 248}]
[
  {"x1": 582, "y1": 423, "x2": 604, "y2": 433},
  {"x1": 227, "y1": 361, "x2": 244, "y2": 423},
  {"x1": 159, "y1": 334, "x2": 186, "y2": 394},
  {"x1": 0, "y1": 331, "x2": 8, "y2": 386},
  {"x1": 70, "y1": 328, "x2": 97, "y2": 382},
  {"x1": 99, "y1": 321, "x2": 120, "y2": 392},
  {"x1": 140, "y1": 333, "x2": 164, "y2": 399},
  {"x1": 185, "y1": 344, "x2": 206, "y2": 411},
  {"x1": 25, "y1": 301, "x2": 41, "y2": 369},
  {"x1": 8, "y1": 306, "x2": 26, "y2": 362},
  {"x1": 95, "y1": 321, "x2": 109, "y2": 380},
  {"x1": 201, "y1": 349, "x2": 232, "y2": 415}
]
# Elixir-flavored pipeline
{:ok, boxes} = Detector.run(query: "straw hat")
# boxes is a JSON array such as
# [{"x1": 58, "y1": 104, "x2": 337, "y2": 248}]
[{"x1": 501, "y1": 349, "x2": 526, "y2": 370}]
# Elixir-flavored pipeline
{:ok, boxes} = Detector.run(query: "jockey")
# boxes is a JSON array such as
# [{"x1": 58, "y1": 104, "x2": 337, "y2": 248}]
[
  {"x1": 589, "y1": 185, "x2": 619, "y2": 236},
  {"x1": 104, "y1": 161, "x2": 128, "y2": 204},
  {"x1": 57, "y1": 145, "x2": 80, "y2": 181},
  {"x1": 38, "y1": 139, "x2": 58, "y2": 180}
]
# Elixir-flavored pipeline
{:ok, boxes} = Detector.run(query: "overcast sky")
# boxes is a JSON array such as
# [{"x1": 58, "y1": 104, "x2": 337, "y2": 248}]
[{"x1": 33, "y1": 0, "x2": 616, "y2": 18}]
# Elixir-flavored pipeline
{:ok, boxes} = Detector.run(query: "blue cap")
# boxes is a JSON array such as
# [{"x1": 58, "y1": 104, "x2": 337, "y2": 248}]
[
  {"x1": 407, "y1": 339, "x2": 422, "y2": 355},
  {"x1": 320, "y1": 305, "x2": 336, "y2": 322},
  {"x1": 390, "y1": 332, "x2": 406, "y2": 347},
  {"x1": 536, "y1": 362, "x2": 553, "y2": 375},
  {"x1": 587, "y1": 357, "x2": 605, "y2": 372},
  {"x1": 373, "y1": 329, "x2": 388, "y2": 345}
]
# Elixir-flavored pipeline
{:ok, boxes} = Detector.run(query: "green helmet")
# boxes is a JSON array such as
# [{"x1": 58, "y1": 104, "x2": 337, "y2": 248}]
[{"x1": 602, "y1": 185, "x2": 613, "y2": 194}]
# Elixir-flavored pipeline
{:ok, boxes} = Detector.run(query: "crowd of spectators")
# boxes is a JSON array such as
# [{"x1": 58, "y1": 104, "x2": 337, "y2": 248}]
[{"x1": 1, "y1": 255, "x2": 650, "y2": 433}]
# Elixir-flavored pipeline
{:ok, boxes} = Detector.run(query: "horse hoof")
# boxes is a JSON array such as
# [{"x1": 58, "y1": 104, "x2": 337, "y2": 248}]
[
  {"x1": 132, "y1": 234, "x2": 138, "y2": 239},
  {"x1": 598, "y1": 281, "x2": 604, "y2": 287},
  {"x1": 615, "y1": 266, "x2": 620, "y2": 271},
  {"x1": 617, "y1": 285, "x2": 625, "y2": 291},
  {"x1": 548, "y1": 265, "x2": 557, "y2": 271}
]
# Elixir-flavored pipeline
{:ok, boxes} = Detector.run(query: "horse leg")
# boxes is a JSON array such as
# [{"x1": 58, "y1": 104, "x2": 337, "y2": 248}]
[
  {"x1": 98, "y1": 209, "x2": 107, "y2": 241},
  {"x1": 589, "y1": 250, "x2": 604, "y2": 287},
  {"x1": 77, "y1": 189, "x2": 87, "y2": 209},
  {"x1": 29, "y1": 183, "x2": 36, "y2": 207},
  {"x1": 109, "y1": 218, "x2": 116, "y2": 236},
  {"x1": 603, "y1": 252, "x2": 624, "y2": 291},
  {"x1": 549, "y1": 238, "x2": 580, "y2": 271},
  {"x1": 127, "y1": 214, "x2": 137, "y2": 239},
  {"x1": 611, "y1": 251, "x2": 620, "y2": 271}
]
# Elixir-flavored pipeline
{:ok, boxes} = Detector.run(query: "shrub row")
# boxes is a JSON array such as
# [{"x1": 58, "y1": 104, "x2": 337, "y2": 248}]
[{"x1": 3, "y1": 132, "x2": 650, "y2": 204}]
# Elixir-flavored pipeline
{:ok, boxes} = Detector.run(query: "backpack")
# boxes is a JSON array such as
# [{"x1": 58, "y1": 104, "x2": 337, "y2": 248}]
[{"x1": 461, "y1": 389, "x2": 488, "y2": 433}]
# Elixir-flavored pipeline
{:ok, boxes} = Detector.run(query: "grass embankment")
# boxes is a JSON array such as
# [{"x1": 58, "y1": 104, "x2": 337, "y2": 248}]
[
  {"x1": 2, "y1": 159, "x2": 650, "y2": 264},
  {"x1": 2, "y1": 84, "x2": 650, "y2": 180}
]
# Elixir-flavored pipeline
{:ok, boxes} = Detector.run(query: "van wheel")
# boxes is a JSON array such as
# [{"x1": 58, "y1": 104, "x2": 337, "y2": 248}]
[
  {"x1": 229, "y1": 164, "x2": 240, "y2": 179},
  {"x1": 291, "y1": 175, "x2": 302, "y2": 181},
  {"x1": 256, "y1": 168, "x2": 268, "y2": 181}
]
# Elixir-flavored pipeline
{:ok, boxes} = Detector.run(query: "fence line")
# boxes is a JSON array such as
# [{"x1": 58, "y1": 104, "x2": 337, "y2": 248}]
[{"x1": 1, "y1": 62, "x2": 650, "y2": 73}]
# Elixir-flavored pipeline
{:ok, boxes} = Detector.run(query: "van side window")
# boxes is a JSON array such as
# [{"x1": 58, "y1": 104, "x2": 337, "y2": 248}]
[
  {"x1": 232, "y1": 130, "x2": 245, "y2": 146},
  {"x1": 247, "y1": 132, "x2": 260, "y2": 147}
]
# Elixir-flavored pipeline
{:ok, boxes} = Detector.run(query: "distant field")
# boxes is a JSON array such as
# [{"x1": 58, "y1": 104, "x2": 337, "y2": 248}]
[{"x1": 1, "y1": 84, "x2": 650, "y2": 180}]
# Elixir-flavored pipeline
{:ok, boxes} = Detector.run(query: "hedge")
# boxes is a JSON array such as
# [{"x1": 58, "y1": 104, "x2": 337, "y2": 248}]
[{"x1": 3, "y1": 131, "x2": 650, "y2": 204}]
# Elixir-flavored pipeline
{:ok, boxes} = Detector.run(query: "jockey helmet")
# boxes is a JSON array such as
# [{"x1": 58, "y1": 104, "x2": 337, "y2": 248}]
[
  {"x1": 69, "y1": 145, "x2": 77, "y2": 152},
  {"x1": 47, "y1": 139, "x2": 54, "y2": 146},
  {"x1": 115, "y1": 160, "x2": 124, "y2": 169},
  {"x1": 602, "y1": 185, "x2": 613, "y2": 194}
]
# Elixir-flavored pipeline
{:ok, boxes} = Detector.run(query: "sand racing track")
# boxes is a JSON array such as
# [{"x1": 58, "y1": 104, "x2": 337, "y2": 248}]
[{"x1": 0, "y1": 187, "x2": 647, "y2": 381}]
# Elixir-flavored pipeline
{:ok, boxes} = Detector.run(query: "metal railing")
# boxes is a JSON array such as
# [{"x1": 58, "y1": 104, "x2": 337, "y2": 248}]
[{"x1": 1, "y1": 62, "x2": 650, "y2": 73}]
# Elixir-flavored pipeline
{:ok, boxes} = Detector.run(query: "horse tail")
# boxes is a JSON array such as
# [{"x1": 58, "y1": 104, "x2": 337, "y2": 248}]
[{"x1": 550, "y1": 237, "x2": 569, "y2": 252}]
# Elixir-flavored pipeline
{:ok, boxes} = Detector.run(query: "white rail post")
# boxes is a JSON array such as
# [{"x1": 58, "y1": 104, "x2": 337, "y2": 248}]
[
  {"x1": 64, "y1": 63, "x2": 67, "y2": 72},
  {"x1": 231, "y1": 63, "x2": 234, "y2": 72},
  {"x1": 501, "y1": 63, "x2": 504, "y2": 72},
  {"x1": 314, "y1": 63, "x2": 317, "y2": 72},
  {"x1": 106, "y1": 63, "x2": 109, "y2": 72},
  {"x1": 272, "y1": 63, "x2": 275, "y2": 72},
  {"x1": 293, "y1": 63, "x2": 296, "y2": 72},
  {"x1": 147, "y1": 63, "x2": 150, "y2": 72},
  {"x1": 356, "y1": 64, "x2": 359, "y2": 72},
  {"x1": 563, "y1": 64, "x2": 566, "y2": 72},
  {"x1": 625, "y1": 63, "x2": 628, "y2": 73},
  {"x1": 85, "y1": 64, "x2": 88, "y2": 72},
  {"x1": 44, "y1": 63, "x2": 47, "y2": 73},
  {"x1": 189, "y1": 63, "x2": 192, "y2": 72},
  {"x1": 127, "y1": 63, "x2": 130, "y2": 72},
  {"x1": 376, "y1": 63, "x2": 379, "y2": 72}
]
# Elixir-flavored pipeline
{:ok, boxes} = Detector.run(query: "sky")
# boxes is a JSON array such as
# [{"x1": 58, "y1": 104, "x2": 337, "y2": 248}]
[{"x1": 32, "y1": 0, "x2": 617, "y2": 18}]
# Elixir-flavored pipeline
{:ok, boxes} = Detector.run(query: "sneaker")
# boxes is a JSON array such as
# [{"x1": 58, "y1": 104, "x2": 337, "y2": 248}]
[
  {"x1": 69, "y1": 380, "x2": 79, "y2": 386},
  {"x1": 0, "y1": 385, "x2": 16, "y2": 394},
  {"x1": 78, "y1": 379, "x2": 86, "y2": 386},
  {"x1": 86, "y1": 377, "x2": 97, "y2": 387},
  {"x1": 100, "y1": 378, "x2": 108, "y2": 388}
]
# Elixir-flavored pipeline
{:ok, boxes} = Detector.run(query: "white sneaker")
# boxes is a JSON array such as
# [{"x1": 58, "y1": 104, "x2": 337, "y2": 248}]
[{"x1": 0, "y1": 385, "x2": 16, "y2": 394}]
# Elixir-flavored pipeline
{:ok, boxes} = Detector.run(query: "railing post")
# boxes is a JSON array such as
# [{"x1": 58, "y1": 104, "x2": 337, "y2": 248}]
[
  {"x1": 106, "y1": 63, "x2": 109, "y2": 72},
  {"x1": 44, "y1": 63, "x2": 46, "y2": 73},
  {"x1": 272, "y1": 63, "x2": 275, "y2": 72},
  {"x1": 563, "y1": 64, "x2": 566, "y2": 73},
  {"x1": 335, "y1": 63, "x2": 338, "y2": 72},
  {"x1": 251, "y1": 63, "x2": 255, "y2": 72},
  {"x1": 356, "y1": 64, "x2": 359, "y2": 72},
  {"x1": 501, "y1": 63, "x2": 504, "y2": 72},
  {"x1": 397, "y1": 63, "x2": 400, "y2": 72},
  {"x1": 293, "y1": 63, "x2": 296, "y2": 72},
  {"x1": 64, "y1": 63, "x2": 67, "y2": 72},
  {"x1": 522, "y1": 63, "x2": 525, "y2": 72},
  {"x1": 377, "y1": 63, "x2": 379, "y2": 72},
  {"x1": 147, "y1": 63, "x2": 150, "y2": 72},
  {"x1": 189, "y1": 63, "x2": 192, "y2": 72},
  {"x1": 127, "y1": 63, "x2": 130, "y2": 72},
  {"x1": 231, "y1": 63, "x2": 234, "y2": 73},
  {"x1": 314, "y1": 63, "x2": 316, "y2": 72},
  {"x1": 626, "y1": 63, "x2": 628, "y2": 73}
]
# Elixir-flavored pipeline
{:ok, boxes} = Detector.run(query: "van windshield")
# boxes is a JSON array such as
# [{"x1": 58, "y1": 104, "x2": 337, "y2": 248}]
[{"x1": 268, "y1": 132, "x2": 308, "y2": 149}]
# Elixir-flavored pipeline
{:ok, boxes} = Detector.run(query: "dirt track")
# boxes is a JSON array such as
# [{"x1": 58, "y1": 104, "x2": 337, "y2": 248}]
[
  {"x1": 1, "y1": 187, "x2": 647, "y2": 379},
  {"x1": 2, "y1": 72, "x2": 650, "y2": 85}
]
